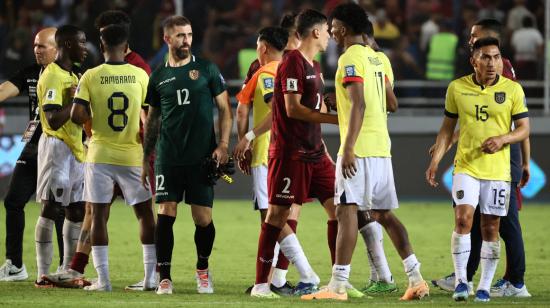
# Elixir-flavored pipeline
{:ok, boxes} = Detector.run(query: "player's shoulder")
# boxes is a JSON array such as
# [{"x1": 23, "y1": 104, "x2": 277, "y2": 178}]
[
  {"x1": 39, "y1": 63, "x2": 62, "y2": 83},
  {"x1": 449, "y1": 74, "x2": 474, "y2": 89},
  {"x1": 193, "y1": 56, "x2": 217, "y2": 69},
  {"x1": 281, "y1": 49, "x2": 302, "y2": 64},
  {"x1": 497, "y1": 75, "x2": 523, "y2": 94}
]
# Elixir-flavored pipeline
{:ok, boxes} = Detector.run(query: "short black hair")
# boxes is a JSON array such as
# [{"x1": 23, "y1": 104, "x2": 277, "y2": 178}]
[
  {"x1": 162, "y1": 15, "x2": 191, "y2": 33},
  {"x1": 280, "y1": 12, "x2": 298, "y2": 32},
  {"x1": 100, "y1": 24, "x2": 129, "y2": 48},
  {"x1": 296, "y1": 9, "x2": 327, "y2": 38},
  {"x1": 331, "y1": 3, "x2": 369, "y2": 35},
  {"x1": 55, "y1": 24, "x2": 83, "y2": 46},
  {"x1": 522, "y1": 16, "x2": 534, "y2": 28},
  {"x1": 471, "y1": 36, "x2": 500, "y2": 54},
  {"x1": 474, "y1": 19, "x2": 502, "y2": 37},
  {"x1": 363, "y1": 17, "x2": 374, "y2": 37},
  {"x1": 95, "y1": 10, "x2": 131, "y2": 30},
  {"x1": 258, "y1": 26, "x2": 288, "y2": 52}
]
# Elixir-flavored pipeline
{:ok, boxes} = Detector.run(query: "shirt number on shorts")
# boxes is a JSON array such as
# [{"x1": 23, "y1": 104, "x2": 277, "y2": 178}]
[
  {"x1": 176, "y1": 88, "x2": 190, "y2": 105},
  {"x1": 107, "y1": 92, "x2": 129, "y2": 131},
  {"x1": 281, "y1": 177, "x2": 291, "y2": 194},
  {"x1": 156, "y1": 175, "x2": 165, "y2": 191},
  {"x1": 492, "y1": 188, "x2": 506, "y2": 206}
]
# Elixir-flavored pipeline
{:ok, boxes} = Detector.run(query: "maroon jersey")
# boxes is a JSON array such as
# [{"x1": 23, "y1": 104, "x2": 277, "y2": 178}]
[
  {"x1": 125, "y1": 51, "x2": 151, "y2": 76},
  {"x1": 269, "y1": 49, "x2": 325, "y2": 162},
  {"x1": 502, "y1": 57, "x2": 516, "y2": 81},
  {"x1": 244, "y1": 59, "x2": 261, "y2": 84}
]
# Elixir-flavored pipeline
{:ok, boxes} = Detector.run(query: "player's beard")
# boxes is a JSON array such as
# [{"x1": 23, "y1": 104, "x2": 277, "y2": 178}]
[{"x1": 175, "y1": 45, "x2": 190, "y2": 60}]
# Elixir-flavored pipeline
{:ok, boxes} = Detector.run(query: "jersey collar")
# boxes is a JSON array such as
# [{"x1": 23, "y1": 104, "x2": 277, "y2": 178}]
[
  {"x1": 471, "y1": 73, "x2": 500, "y2": 90},
  {"x1": 165, "y1": 55, "x2": 195, "y2": 67}
]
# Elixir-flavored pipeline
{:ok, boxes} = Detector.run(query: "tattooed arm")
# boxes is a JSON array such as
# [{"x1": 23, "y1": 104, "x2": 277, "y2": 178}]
[{"x1": 141, "y1": 105, "x2": 161, "y2": 189}]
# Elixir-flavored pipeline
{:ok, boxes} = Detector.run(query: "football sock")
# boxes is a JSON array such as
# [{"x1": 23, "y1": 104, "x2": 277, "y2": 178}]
[
  {"x1": 156, "y1": 214, "x2": 175, "y2": 281},
  {"x1": 271, "y1": 268, "x2": 288, "y2": 288},
  {"x1": 255, "y1": 223, "x2": 281, "y2": 284},
  {"x1": 272, "y1": 243, "x2": 280, "y2": 268},
  {"x1": 279, "y1": 233, "x2": 319, "y2": 285},
  {"x1": 62, "y1": 219, "x2": 82, "y2": 270},
  {"x1": 451, "y1": 231, "x2": 471, "y2": 287},
  {"x1": 194, "y1": 221, "x2": 215, "y2": 270},
  {"x1": 478, "y1": 240, "x2": 500, "y2": 291},
  {"x1": 274, "y1": 219, "x2": 297, "y2": 272},
  {"x1": 329, "y1": 264, "x2": 350, "y2": 292},
  {"x1": 403, "y1": 254, "x2": 423, "y2": 286},
  {"x1": 70, "y1": 252, "x2": 89, "y2": 274},
  {"x1": 360, "y1": 222, "x2": 394, "y2": 283},
  {"x1": 327, "y1": 220, "x2": 338, "y2": 265},
  {"x1": 91, "y1": 245, "x2": 110, "y2": 286},
  {"x1": 35, "y1": 216, "x2": 54, "y2": 280},
  {"x1": 142, "y1": 244, "x2": 157, "y2": 287}
]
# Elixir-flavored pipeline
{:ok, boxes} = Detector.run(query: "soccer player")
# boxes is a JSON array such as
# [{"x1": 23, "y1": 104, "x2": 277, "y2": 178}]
[
  {"x1": 431, "y1": 19, "x2": 532, "y2": 298},
  {"x1": 426, "y1": 37, "x2": 530, "y2": 302},
  {"x1": 42, "y1": 10, "x2": 156, "y2": 290},
  {"x1": 142, "y1": 15, "x2": 233, "y2": 295},
  {"x1": 69, "y1": 24, "x2": 155, "y2": 292},
  {"x1": 0, "y1": 28, "x2": 67, "y2": 282},
  {"x1": 302, "y1": 4, "x2": 429, "y2": 301},
  {"x1": 34, "y1": 25, "x2": 88, "y2": 287},
  {"x1": 251, "y1": 9, "x2": 339, "y2": 299}
]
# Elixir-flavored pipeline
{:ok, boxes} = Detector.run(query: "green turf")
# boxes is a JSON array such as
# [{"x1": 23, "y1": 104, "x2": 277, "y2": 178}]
[{"x1": 0, "y1": 200, "x2": 549, "y2": 307}]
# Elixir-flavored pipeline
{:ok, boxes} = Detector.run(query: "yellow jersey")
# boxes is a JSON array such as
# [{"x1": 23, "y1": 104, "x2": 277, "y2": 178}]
[
  {"x1": 377, "y1": 51, "x2": 394, "y2": 88},
  {"x1": 445, "y1": 74, "x2": 528, "y2": 181},
  {"x1": 249, "y1": 72, "x2": 274, "y2": 167},
  {"x1": 74, "y1": 62, "x2": 149, "y2": 166},
  {"x1": 38, "y1": 62, "x2": 84, "y2": 161},
  {"x1": 335, "y1": 44, "x2": 391, "y2": 157}
]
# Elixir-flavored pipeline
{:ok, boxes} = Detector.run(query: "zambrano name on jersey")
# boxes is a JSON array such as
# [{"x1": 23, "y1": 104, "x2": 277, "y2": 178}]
[
  {"x1": 75, "y1": 63, "x2": 149, "y2": 166},
  {"x1": 444, "y1": 74, "x2": 528, "y2": 181}
]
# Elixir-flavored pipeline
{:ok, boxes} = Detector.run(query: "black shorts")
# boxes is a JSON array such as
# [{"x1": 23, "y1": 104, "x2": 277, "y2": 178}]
[{"x1": 154, "y1": 163, "x2": 213, "y2": 207}]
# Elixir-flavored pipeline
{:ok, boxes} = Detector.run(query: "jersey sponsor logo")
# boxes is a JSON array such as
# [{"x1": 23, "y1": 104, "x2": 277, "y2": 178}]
[
  {"x1": 368, "y1": 56, "x2": 382, "y2": 66},
  {"x1": 456, "y1": 190, "x2": 464, "y2": 200},
  {"x1": 494, "y1": 92, "x2": 506, "y2": 104},
  {"x1": 286, "y1": 78, "x2": 298, "y2": 91},
  {"x1": 189, "y1": 69, "x2": 200, "y2": 80},
  {"x1": 263, "y1": 77, "x2": 274, "y2": 89},
  {"x1": 344, "y1": 65, "x2": 356, "y2": 77},
  {"x1": 158, "y1": 76, "x2": 176, "y2": 86},
  {"x1": 460, "y1": 92, "x2": 479, "y2": 96},
  {"x1": 46, "y1": 89, "x2": 56, "y2": 101}
]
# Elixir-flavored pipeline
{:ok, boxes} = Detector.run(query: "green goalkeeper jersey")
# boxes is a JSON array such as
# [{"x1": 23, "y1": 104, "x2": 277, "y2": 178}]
[{"x1": 147, "y1": 55, "x2": 226, "y2": 166}]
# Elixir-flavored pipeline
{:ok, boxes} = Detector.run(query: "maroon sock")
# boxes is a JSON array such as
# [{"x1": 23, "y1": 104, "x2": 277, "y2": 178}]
[
  {"x1": 327, "y1": 220, "x2": 338, "y2": 265},
  {"x1": 275, "y1": 219, "x2": 298, "y2": 270},
  {"x1": 70, "y1": 252, "x2": 89, "y2": 274},
  {"x1": 256, "y1": 223, "x2": 282, "y2": 284}
]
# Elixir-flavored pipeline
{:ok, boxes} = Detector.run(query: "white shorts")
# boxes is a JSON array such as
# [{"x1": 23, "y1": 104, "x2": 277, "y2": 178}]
[
  {"x1": 36, "y1": 135, "x2": 84, "y2": 206},
  {"x1": 452, "y1": 173, "x2": 510, "y2": 216},
  {"x1": 84, "y1": 163, "x2": 152, "y2": 206},
  {"x1": 252, "y1": 165, "x2": 268, "y2": 210},
  {"x1": 334, "y1": 156, "x2": 398, "y2": 211}
]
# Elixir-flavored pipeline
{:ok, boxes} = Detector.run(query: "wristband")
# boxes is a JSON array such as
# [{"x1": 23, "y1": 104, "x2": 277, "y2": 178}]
[{"x1": 245, "y1": 130, "x2": 256, "y2": 141}]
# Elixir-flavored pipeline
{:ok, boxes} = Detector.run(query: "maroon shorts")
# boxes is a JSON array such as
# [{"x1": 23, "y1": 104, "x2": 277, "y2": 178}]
[{"x1": 268, "y1": 155, "x2": 335, "y2": 206}]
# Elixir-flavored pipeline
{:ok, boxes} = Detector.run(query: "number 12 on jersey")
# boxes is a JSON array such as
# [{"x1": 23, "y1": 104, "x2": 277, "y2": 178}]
[{"x1": 176, "y1": 88, "x2": 190, "y2": 105}]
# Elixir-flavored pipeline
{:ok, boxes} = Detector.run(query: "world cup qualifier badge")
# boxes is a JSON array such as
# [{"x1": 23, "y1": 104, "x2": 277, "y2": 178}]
[
  {"x1": 494, "y1": 92, "x2": 506, "y2": 104},
  {"x1": 189, "y1": 69, "x2": 200, "y2": 80}
]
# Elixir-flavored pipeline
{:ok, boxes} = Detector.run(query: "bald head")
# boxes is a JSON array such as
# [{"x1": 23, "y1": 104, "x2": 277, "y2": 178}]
[{"x1": 34, "y1": 27, "x2": 57, "y2": 66}]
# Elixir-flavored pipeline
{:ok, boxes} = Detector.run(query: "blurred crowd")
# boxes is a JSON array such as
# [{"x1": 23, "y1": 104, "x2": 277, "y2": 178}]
[{"x1": 0, "y1": 0, "x2": 547, "y2": 83}]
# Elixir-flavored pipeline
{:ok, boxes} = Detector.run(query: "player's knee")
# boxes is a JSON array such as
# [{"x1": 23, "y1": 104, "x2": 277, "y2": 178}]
[
  {"x1": 158, "y1": 203, "x2": 177, "y2": 217},
  {"x1": 192, "y1": 214, "x2": 212, "y2": 227},
  {"x1": 455, "y1": 215, "x2": 472, "y2": 231}
]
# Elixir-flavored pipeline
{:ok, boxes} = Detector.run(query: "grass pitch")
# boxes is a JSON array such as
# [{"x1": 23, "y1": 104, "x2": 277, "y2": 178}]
[{"x1": 0, "y1": 200, "x2": 549, "y2": 307}]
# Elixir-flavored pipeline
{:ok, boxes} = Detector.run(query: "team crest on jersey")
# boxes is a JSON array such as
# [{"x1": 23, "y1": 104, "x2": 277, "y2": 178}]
[
  {"x1": 344, "y1": 65, "x2": 356, "y2": 77},
  {"x1": 263, "y1": 77, "x2": 274, "y2": 89},
  {"x1": 456, "y1": 190, "x2": 464, "y2": 200},
  {"x1": 189, "y1": 70, "x2": 200, "y2": 80},
  {"x1": 494, "y1": 92, "x2": 506, "y2": 104}
]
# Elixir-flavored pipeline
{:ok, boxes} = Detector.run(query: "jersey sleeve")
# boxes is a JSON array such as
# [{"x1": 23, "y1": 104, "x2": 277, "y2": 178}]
[
  {"x1": 511, "y1": 83, "x2": 528, "y2": 120},
  {"x1": 280, "y1": 54, "x2": 305, "y2": 94},
  {"x1": 207, "y1": 62, "x2": 226, "y2": 97},
  {"x1": 39, "y1": 71, "x2": 65, "y2": 111},
  {"x1": 339, "y1": 50, "x2": 365, "y2": 86},
  {"x1": 8, "y1": 66, "x2": 29, "y2": 91},
  {"x1": 74, "y1": 71, "x2": 91, "y2": 106},
  {"x1": 145, "y1": 72, "x2": 161, "y2": 108},
  {"x1": 444, "y1": 81, "x2": 458, "y2": 118},
  {"x1": 257, "y1": 72, "x2": 275, "y2": 103},
  {"x1": 140, "y1": 71, "x2": 149, "y2": 107}
]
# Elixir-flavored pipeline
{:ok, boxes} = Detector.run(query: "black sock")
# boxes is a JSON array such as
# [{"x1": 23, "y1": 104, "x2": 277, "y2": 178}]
[
  {"x1": 194, "y1": 221, "x2": 215, "y2": 270},
  {"x1": 156, "y1": 214, "x2": 175, "y2": 281}
]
